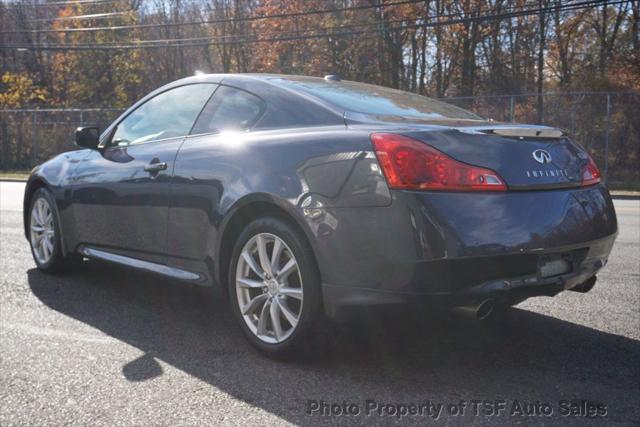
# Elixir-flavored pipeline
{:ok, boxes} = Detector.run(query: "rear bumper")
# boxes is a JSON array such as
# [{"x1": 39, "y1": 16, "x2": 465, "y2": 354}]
[
  {"x1": 301, "y1": 184, "x2": 618, "y2": 317},
  {"x1": 321, "y1": 234, "x2": 614, "y2": 317}
]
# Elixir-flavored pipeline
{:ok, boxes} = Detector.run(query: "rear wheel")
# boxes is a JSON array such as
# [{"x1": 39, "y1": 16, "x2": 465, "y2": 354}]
[
  {"x1": 28, "y1": 188, "x2": 79, "y2": 273},
  {"x1": 228, "y1": 217, "x2": 322, "y2": 359}
]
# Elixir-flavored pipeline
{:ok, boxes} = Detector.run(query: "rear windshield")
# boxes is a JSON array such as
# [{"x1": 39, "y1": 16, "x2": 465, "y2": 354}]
[{"x1": 276, "y1": 77, "x2": 481, "y2": 121}]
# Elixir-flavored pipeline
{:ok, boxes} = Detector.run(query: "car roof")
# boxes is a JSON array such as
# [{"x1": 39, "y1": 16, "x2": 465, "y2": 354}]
[
  {"x1": 172, "y1": 73, "x2": 346, "y2": 101},
  {"x1": 174, "y1": 73, "x2": 328, "y2": 85},
  {"x1": 166, "y1": 73, "x2": 343, "y2": 113}
]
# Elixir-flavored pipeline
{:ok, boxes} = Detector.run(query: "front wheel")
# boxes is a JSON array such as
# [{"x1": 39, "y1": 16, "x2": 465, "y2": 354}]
[
  {"x1": 28, "y1": 188, "x2": 79, "y2": 273},
  {"x1": 228, "y1": 217, "x2": 322, "y2": 359}
]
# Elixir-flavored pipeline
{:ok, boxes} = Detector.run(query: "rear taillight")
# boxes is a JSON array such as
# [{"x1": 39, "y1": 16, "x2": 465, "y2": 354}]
[
  {"x1": 581, "y1": 154, "x2": 601, "y2": 186},
  {"x1": 371, "y1": 133, "x2": 507, "y2": 192}
]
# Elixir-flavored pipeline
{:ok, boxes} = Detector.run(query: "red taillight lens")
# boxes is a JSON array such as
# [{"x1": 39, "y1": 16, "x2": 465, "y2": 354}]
[
  {"x1": 581, "y1": 154, "x2": 601, "y2": 186},
  {"x1": 371, "y1": 133, "x2": 507, "y2": 192}
]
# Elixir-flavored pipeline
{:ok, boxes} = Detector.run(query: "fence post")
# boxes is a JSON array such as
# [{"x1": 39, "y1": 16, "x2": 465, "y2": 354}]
[
  {"x1": 1, "y1": 118, "x2": 8, "y2": 169},
  {"x1": 509, "y1": 95, "x2": 515, "y2": 122},
  {"x1": 571, "y1": 95, "x2": 577, "y2": 135},
  {"x1": 604, "y1": 93, "x2": 611, "y2": 183},
  {"x1": 30, "y1": 111, "x2": 37, "y2": 167}
]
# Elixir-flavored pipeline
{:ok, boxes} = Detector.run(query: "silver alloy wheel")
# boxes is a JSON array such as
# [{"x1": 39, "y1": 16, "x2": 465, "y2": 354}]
[
  {"x1": 235, "y1": 233, "x2": 304, "y2": 344},
  {"x1": 30, "y1": 197, "x2": 56, "y2": 265}
]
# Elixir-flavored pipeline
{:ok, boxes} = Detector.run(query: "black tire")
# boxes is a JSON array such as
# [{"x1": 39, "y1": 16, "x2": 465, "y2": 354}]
[
  {"x1": 228, "y1": 216, "x2": 323, "y2": 359},
  {"x1": 28, "y1": 188, "x2": 80, "y2": 273}
]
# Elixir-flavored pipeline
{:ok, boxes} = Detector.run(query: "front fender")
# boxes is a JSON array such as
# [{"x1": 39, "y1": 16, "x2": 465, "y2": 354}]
[{"x1": 22, "y1": 150, "x2": 89, "y2": 248}]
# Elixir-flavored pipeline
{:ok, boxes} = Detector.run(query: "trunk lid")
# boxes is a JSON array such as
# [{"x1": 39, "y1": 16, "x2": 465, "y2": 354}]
[{"x1": 401, "y1": 124, "x2": 588, "y2": 190}]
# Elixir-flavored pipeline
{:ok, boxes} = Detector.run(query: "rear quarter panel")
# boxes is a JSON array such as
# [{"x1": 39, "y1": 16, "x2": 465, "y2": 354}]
[{"x1": 167, "y1": 126, "x2": 390, "y2": 282}]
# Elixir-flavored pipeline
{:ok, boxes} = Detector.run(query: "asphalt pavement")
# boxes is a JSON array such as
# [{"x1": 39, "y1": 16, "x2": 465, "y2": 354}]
[{"x1": 1, "y1": 181, "x2": 638, "y2": 426}]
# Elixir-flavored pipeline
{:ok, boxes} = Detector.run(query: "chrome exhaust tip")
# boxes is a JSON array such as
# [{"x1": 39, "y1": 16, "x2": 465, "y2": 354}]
[
  {"x1": 476, "y1": 299, "x2": 495, "y2": 320},
  {"x1": 569, "y1": 276, "x2": 597, "y2": 293},
  {"x1": 452, "y1": 299, "x2": 495, "y2": 321}
]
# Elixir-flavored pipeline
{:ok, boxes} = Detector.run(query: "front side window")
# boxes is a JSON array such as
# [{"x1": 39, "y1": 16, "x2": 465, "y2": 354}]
[
  {"x1": 110, "y1": 84, "x2": 216, "y2": 146},
  {"x1": 191, "y1": 86, "x2": 265, "y2": 135}
]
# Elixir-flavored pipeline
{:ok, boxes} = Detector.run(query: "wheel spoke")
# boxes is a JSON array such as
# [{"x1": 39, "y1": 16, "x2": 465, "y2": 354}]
[
  {"x1": 242, "y1": 293, "x2": 268, "y2": 315},
  {"x1": 256, "y1": 235, "x2": 273, "y2": 277},
  {"x1": 277, "y1": 258, "x2": 297, "y2": 282},
  {"x1": 270, "y1": 299, "x2": 284, "y2": 341},
  {"x1": 257, "y1": 299, "x2": 271, "y2": 336},
  {"x1": 236, "y1": 277, "x2": 265, "y2": 289},
  {"x1": 44, "y1": 211, "x2": 52, "y2": 226},
  {"x1": 241, "y1": 249, "x2": 263, "y2": 277},
  {"x1": 34, "y1": 201, "x2": 40, "y2": 224},
  {"x1": 38, "y1": 201, "x2": 46, "y2": 225},
  {"x1": 279, "y1": 287, "x2": 303, "y2": 300},
  {"x1": 31, "y1": 225, "x2": 45, "y2": 233},
  {"x1": 278, "y1": 299, "x2": 298, "y2": 328},
  {"x1": 33, "y1": 202, "x2": 42, "y2": 225},
  {"x1": 41, "y1": 238, "x2": 50, "y2": 259},
  {"x1": 44, "y1": 237, "x2": 54, "y2": 253},
  {"x1": 270, "y1": 238, "x2": 283, "y2": 275}
]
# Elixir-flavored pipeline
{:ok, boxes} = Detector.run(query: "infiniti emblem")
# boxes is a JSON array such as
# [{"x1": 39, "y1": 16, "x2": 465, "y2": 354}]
[{"x1": 532, "y1": 149, "x2": 552, "y2": 164}]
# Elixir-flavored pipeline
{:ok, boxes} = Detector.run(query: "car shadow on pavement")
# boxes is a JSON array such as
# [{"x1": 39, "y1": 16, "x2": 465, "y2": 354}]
[{"x1": 27, "y1": 261, "x2": 640, "y2": 425}]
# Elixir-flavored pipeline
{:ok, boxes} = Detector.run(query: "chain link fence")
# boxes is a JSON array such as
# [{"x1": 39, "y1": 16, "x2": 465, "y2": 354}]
[
  {"x1": 0, "y1": 108, "x2": 124, "y2": 171},
  {"x1": 441, "y1": 91, "x2": 639, "y2": 187},
  {"x1": 1, "y1": 91, "x2": 638, "y2": 186}
]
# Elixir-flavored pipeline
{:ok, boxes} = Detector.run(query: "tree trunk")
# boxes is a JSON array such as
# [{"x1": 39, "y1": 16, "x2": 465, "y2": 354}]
[
  {"x1": 418, "y1": 24, "x2": 428, "y2": 95},
  {"x1": 460, "y1": 0, "x2": 479, "y2": 99},
  {"x1": 537, "y1": 0, "x2": 548, "y2": 124},
  {"x1": 435, "y1": 0, "x2": 444, "y2": 97},
  {"x1": 554, "y1": 1, "x2": 571, "y2": 88},
  {"x1": 410, "y1": 32, "x2": 418, "y2": 92},
  {"x1": 633, "y1": 1, "x2": 639, "y2": 50}
]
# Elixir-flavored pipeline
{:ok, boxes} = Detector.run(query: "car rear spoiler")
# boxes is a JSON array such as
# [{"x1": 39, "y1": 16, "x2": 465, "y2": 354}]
[{"x1": 460, "y1": 126, "x2": 565, "y2": 139}]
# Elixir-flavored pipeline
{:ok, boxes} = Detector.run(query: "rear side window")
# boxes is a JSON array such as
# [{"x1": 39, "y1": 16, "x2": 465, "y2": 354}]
[
  {"x1": 191, "y1": 86, "x2": 265, "y2": 134},
  {"x1": 277, "y1": 78, "x2": 481, "y2": 121},
  {"x1": 110, "y1": 84, "x2": 217, "y2": 146}
]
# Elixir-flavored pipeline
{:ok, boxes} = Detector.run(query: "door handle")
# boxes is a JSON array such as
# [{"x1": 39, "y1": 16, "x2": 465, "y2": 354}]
[{"x1": 144, "y1": 162, "x2": 167, "y2": 173}]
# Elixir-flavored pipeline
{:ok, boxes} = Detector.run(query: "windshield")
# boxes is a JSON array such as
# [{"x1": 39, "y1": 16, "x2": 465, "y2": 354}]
[{"x1": 276, "y1": 77, "x2": 482, "y2": 121}]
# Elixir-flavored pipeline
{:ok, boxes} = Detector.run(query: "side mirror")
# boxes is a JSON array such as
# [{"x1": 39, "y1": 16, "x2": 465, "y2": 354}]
[{"x1": 75, "y1": 127, "x2": 100, "y2": 149}]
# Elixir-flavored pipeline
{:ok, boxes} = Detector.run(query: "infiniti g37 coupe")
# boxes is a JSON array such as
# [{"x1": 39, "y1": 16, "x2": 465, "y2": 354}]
[{"x1": 24, "y1": 74, "x2": 617, "y2": 357}]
